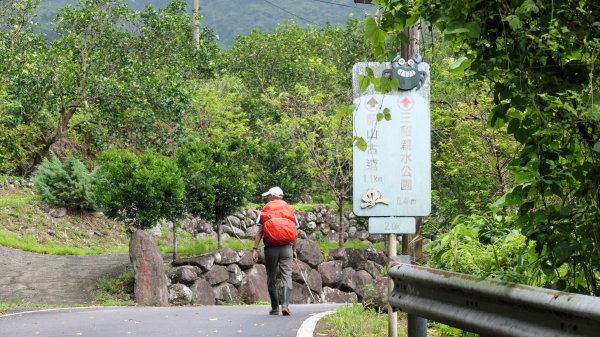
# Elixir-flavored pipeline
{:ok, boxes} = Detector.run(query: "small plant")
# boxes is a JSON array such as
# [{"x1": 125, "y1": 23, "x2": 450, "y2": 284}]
[
  {"x1": 316, "y1": 240, "x2": 339, "y2": 255},
  {"x1": 94, "y1": 270, "x2": 135, "y2": 306},
  {"x1": 329, "y1": 303, "x2": 394, "y2": 337},
  {"x1": 0, "y1": 302, "x2": 8, "y2": 315},
  {"x1": 361, "y1": 283, "x2": 378, "y2": 309},
  {"x1": 32, "y1": 153, "x2": 96, "y2": 210},
  {"x1": 344, "y1": 239, "x2": 371, "y2": 249},
  {"x1": 431, "y1": 322, "x2": 478, "y2": 337}
]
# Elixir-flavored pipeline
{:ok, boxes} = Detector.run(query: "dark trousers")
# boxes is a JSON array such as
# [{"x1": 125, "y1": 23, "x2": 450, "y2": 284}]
[{"x1": 264, "y1": 244, "x2": 293, "y2": 292}]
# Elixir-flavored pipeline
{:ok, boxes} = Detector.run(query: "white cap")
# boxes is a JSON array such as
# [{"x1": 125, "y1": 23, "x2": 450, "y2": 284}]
[{"x1": 261, "y1": 186, "x2": 284, "y2": 198}]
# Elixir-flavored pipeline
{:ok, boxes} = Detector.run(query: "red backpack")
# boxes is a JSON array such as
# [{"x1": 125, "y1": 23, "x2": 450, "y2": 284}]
[{"x1": 260, "y1": 199, "x2": 297, "y2": 246}]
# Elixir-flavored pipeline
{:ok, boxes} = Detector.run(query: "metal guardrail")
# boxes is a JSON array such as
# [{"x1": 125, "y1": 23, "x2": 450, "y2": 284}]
[{"x1": 388, "y1": 258, "x2": 600, "y2": 337}]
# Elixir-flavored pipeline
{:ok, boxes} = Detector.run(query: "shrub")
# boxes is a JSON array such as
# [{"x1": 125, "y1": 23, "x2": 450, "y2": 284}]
[
  {"x1": 0, "y1": 123, "x2": 43, "y2": 175},
  {"x1": 94, "y1": 270, "x2": 135, "y2": 305},
  {"x1": 175, "y1": 138, "x2": 254, "y2": 247},
  {"x1": 32, "y1": 153, "x2": 96, "y2": 210},
  {"x1": 425, "y1": 214, "x2": 530, "y2": 284},
  {"x1": 94, "y1": 149, "x2": 185, "y2": 230}
]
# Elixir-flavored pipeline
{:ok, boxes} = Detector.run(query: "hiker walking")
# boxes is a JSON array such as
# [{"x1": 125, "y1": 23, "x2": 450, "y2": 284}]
[{"x1": 252, "y1": 186, "x2": 298, "y2": 316}]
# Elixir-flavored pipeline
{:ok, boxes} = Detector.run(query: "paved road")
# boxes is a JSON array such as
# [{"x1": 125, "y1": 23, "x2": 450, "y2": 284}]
[
  {"x1": 0, "y1": 304, "x2": 341, "y2": 337},
  {"x1": 0, "y1": 246, "x2": 131, "y2": 304}
]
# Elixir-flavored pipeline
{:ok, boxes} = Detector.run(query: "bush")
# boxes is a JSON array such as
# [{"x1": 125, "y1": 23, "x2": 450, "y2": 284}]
[
  {"x1": 0, "y1": 123, "x2": 43, "y2": 175},
  {"x1": 175, "y1": 138, "x2": 254, "y2": 244},
  {"x1": 32, "y1": 153, "x2": 96, "y2": 210},
  {"x1": 94, "y1": 270, "x2": 135, "y2": 306},
  {"x1": 94, "y1": 149, "x2": 185, "y2": 230},
  {"x1": 425, "y1": 214, "x2": 531, "y2": 284}
]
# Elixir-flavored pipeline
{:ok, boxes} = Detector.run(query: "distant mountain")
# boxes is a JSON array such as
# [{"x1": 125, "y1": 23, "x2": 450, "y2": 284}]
[{"x1": 35, "y1": 0, "x2": 373, "y2": 47}]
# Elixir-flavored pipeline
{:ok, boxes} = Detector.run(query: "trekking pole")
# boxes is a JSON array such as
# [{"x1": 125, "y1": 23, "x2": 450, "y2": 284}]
[{"x1": 294, "y1": 258, "x2": 319, "y2": 303}]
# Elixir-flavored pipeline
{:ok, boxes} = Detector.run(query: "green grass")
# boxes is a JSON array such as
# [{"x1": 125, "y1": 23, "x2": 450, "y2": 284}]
[
  {"x1": 292, "y1": 203, "x2": 318, "y2": 212},
  {"x1": 327, "y1": 305, "x2": 476, "y2": 337},
  {"x1": 316, "y1": 239, "x2": 386, "y2": 255},
  {"x1": 161, "y1": 236, "x2": 254, "y2": 257},
  {"x1": 0, "y1": 229, "x2": 127, "y2": 255},
  {"x1": 328, "y1": 303, "x2": 399, "y2": 337},
  {"x1": 0, "y1": 302, "x2": 8, "y2": 315},
  {"x1": 316, "y1": 240, "x2": 340, "y2": 255},
  {"x1": 93, "y1": 270, "x2": 135, "y2": 306},
  {"x1": 430, "y1": 323, "x2": 479, "y2": 337},
  {"x1": 0, "y1": 194, "x2": 39, "y2": 208},
  {"x1": 0, "y1": 300, "x2": 73, "y2": 316}
]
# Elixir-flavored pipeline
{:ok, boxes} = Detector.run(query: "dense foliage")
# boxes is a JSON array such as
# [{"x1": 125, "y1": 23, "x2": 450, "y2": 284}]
[
  {"x1": 175, "y1": 139, "x2": 254, "y2": 248},
  {"x1": 1, "y1": 0, "x2": 220, "y2": 174},
  {"x1": 32, "y1": 153, "x2": 96, "y2": 210},
  {"x1": 226, "y1": 19, "x2": 371, "y2": 235},
  {"x1": 366, "y1": 0, "x2": 599, "y2": 294},
  {"x1": 428, "y1": 58, "x2": 517, "y2": 227},
  {"x1": 94, "y1": 149, "x2": 185, "y2": 230}
]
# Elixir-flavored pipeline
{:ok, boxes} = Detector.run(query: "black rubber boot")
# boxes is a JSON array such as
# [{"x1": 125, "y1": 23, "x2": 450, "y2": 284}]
[
  {"x1": 268, "y1": 289, "x2": 280, "y2": 315},
  {"x1": 281, "y1": 287, "x2": 292, "y2": 316}
]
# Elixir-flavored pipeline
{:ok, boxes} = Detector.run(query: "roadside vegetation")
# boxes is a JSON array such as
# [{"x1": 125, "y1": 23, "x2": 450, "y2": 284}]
[
  {"x1": 326, "y1": 304, "x2": 391, "y2": 337},
  {"x1": 93, "y1": 270, "x2": 136, "y2": 306}
]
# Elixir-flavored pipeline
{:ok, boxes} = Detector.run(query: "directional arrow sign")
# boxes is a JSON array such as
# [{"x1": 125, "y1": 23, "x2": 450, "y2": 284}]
[{"x1": 367, "y1": 97, "x2": 379, "y2": 109}]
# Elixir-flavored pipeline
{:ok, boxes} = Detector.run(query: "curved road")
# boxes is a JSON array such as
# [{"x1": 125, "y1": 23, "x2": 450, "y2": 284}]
[{"x1": 0, "y1": 304, "x2": 340, "y2": 337}]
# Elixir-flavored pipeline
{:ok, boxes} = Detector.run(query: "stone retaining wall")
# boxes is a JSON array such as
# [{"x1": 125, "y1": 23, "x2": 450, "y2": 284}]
[
  {"x1": 167, "y1": 206, "x2": 385, "y2": 245},
  {"x1": 166, "y1": 240, "x2": 389, "y2": 309}
]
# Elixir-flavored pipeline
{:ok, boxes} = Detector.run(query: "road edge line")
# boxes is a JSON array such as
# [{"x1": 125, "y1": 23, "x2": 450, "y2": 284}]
[
  {"x1": 297, "y1": 310, "x2": 335, "y2": 337},
  {"x1": 0, "y1": 306, "x2": 115, "y2": 318}
]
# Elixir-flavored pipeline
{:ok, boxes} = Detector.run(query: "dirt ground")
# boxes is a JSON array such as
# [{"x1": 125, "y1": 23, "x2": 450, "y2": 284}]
[{"x1": 312, "y1": 316, "x2": 337, "y2": 337}]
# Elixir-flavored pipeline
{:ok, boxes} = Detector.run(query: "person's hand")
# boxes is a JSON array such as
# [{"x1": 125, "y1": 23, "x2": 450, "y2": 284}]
[{"x1": 252, "y1": 249, "x2": 259, "y2": 263}]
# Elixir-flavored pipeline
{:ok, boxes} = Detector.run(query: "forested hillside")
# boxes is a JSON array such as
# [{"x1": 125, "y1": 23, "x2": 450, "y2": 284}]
[{"x1": 35, "y1": 0, "x2": 372, "y2": 46}]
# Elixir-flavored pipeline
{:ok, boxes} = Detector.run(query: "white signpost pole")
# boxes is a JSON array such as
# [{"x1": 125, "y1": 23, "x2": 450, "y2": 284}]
[{"x1": 352, "y1": 61, "x2": 430, "y2": 337}]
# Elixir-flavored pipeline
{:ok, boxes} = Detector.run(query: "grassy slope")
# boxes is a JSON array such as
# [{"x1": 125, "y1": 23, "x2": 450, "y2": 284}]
[
  {"x1": 0, "y1": 186, "x2": 258, "y2": 256},
  {"x1": 0, "y1": 186, "x2": 129, "y2": 255}
]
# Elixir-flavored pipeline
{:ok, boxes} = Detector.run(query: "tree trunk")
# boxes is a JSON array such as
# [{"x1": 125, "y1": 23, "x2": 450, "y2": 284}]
[
  {"x1": 172, "y1": 219, "x2": 178, "y2": 260},
  {"x1": 338, "y1": 196, "x2": 345, "y2": 247},
  {"x1": 192, "y1": 0, "x2": 200, "y2": 49},
  {"x1": 217, "y1": 219, "x2": 222, "y2": 249}
]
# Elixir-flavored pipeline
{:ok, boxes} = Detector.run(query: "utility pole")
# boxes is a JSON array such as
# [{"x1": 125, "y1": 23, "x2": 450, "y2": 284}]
[
  {"x1": 400, "y1": 23, "x2": 421, "y2": 259},
  {"x1": 400, "y1": 22, "x2": 428, "y2": 337},
  {"x1": 192, "y1": 0, "x2": 200, "y2": 50},
  {"x1": 385, "y1": 24, "x2": 422, "y2": 337}
]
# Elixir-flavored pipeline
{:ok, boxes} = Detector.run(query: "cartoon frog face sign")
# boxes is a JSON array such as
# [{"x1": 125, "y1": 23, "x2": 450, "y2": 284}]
[{"x1": 383, "y1": 55, "x2": 427, "y2": 91}]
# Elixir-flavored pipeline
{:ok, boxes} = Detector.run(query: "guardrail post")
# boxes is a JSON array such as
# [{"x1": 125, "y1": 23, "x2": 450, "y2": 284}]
[
  {"x1": 408, "y1": 314, "x2": 427, "y2": 337},
  {"x1": 387, "y1": 234, "x2": 398, "y2": 337},
  {"x1": 391, "y1": 256, "x2": 427, "y2": 337}
]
